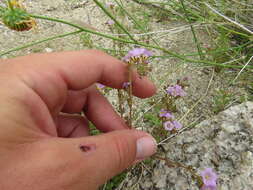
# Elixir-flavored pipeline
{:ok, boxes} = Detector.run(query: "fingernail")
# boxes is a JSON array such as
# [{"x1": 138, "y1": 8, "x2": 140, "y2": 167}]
[{"x1": 136, "y1": 136, "x2": 157, "y2": 160}]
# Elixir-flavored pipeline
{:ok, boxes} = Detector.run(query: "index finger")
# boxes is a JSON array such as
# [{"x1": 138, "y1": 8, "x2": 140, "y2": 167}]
[{"x1": 5, "y1": 50, "x2": 156, "y2": 111}]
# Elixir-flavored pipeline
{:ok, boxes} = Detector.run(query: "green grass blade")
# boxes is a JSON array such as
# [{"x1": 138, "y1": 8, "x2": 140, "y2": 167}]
[
  {"x1": 179, "y1": 0, "x2": 203, "y2": 59},
  {"x1": 0, "y1": 30, "x2": 82, "y2": 57},
  {"x1": 92, "y1": 0, "x2": 137, "y2": 42}
]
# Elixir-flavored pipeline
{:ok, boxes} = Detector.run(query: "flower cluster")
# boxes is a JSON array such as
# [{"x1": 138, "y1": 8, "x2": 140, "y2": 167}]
[
  {"x1": 123, "y1": 48, "x2": 152, "y2": 77},
  {"x1": 159, "y1": 109, "x2": 174, "y2": 119},
  {"x1": 123, "y1": 48, "x2": 152, "y2": 63},
  {"x1": 158, "y1": 81, "x2": 188, "y2": 132},
  {"x1": 159, "y1": 109, "x2": 182, "y2": 131},
  {"x1": 1, "y1": 0, "x2": 36, "y2": 31},
  {"x1": 163, "y1": 120, "x2": 182, "y2": 131},
  {"x1": 200, "y1": 168, "x2": 218, "y2": 190},
  {"x1": 166, "y1": 84, "x2": 186, "y2": 97}
]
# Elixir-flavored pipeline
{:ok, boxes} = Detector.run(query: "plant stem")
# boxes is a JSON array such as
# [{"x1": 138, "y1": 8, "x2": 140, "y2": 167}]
[
  {"x1": 127, "y1": 64, "x2": 133, "y2": 128},
  {"x1": 218, "y1": 25, "x2": 251, "y2": 38},
  {"x1": 117, "y1": 89, "x2": 124, "y2": 118},
  {"x1": 139, "y1": 42, "x2": 253, "y2": 69},
  {"x1": 0, "y1": 30, "x2": 82, "y2": 57},
  {"x1": 3, "y1": 14, "x2": 251, "y2": 69},
  {"x1": 130, "y1": 0, "x2": 171, "y2": 15},
  {"x1": 113, "y1": 0, "x2": 160, "y2": 46},
  {"x1": 179, "y1": 0, "x2": 204, "y2": 59},
  {"x1": 92, "y1": 0, "x2": 137, "y2": 42},
  {"x1": 30, "y1": 14, "x2": 137, "y2": 45},
  {"x1": 98, "y1": 40, "x2": 251, "y2": 59}
]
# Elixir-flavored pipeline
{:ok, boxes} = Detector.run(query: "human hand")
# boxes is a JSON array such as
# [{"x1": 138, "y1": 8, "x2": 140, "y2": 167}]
[{"x1": 0, "y1": 50, "x2": 157, "y2": 190}]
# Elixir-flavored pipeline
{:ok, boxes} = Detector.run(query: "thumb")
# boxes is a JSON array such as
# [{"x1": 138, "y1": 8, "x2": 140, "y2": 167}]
[{"x1": 54, "y1": 130, "x2": 157, "y2": 189}]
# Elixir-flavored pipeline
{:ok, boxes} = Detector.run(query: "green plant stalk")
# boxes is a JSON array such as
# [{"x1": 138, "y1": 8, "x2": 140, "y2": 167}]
[
  {"x1": 142, "y1": 1, "x2": 170, "y2": 6},
  {"x1": 30, "y1": 14, "x2": 137, "y2": 45},
  {"x1": 29, "y1": 14, "x2": 188, "y2": 59},
  {"x1": 113, "y1": 0, "x2": 160, "y2": 46},
  {"x1": 0, "y1": 30, "x2": 83, "y2": 57},
  {"x1": 143, "y1": 42, "x2": 253, "y2": 69},
  {"x1": 92, "y1": 0, "x2": 137, "y2": 43},
  {"x1": 181, "y1": 4, "x2": 204, "y2": 21},
  {"x1": 152, "y1": 41, "x2": 252, "y2": 58},
  {"x1": 130, "y1": 0, "x2": 173, "y2": 17},
  {"x1": 167, "y1": 0, "x2": 203, "y2": 21},
  {"x1": 24, "y1": 15, "x2": 253, "y2": 68},
  {"x1": 179, "y1": 0, "x2": 203, "y2": 59},
  {"x1": 218, "y1": 25, "x2": 251, "y2": 38},
  {"x1": 97, "y1": 40, "x2": 251, "y2": 58},
  {"x1": 3, "y1": 14, "x2": 252, "y2": 69},
  {"x1": 113, "y1": 0, "x2": 144, "y2": 31}
]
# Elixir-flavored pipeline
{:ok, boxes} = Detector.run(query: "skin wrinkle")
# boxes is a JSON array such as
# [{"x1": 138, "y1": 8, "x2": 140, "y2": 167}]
[
  {"x1": 16, "y1": 87, "x2": 56, "y2": 137},
  {"x1": 62, "y1": 90, "x2": 88, "y2": 113},
  {"x1": 10, "y1": 77, "x2": 57, "y2": 136},
  {"x1": 57, "y1": 114, "x2": 89, "y2": 138}
]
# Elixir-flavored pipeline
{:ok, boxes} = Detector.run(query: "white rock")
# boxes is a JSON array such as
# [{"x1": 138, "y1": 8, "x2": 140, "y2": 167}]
[{"x1": 128, "y1": 102, "x2": 253, "y2": 190}]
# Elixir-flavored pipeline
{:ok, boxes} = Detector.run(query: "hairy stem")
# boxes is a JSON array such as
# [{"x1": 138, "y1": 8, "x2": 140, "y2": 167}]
[
  {"x1": 117, "y1": 89, "x2": 124, "y2": 118},
  {"x1": 127, "y1": 64, "x2": 133, "y2": 128}
]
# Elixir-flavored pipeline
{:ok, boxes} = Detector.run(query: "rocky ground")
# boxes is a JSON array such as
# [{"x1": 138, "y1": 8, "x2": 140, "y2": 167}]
[
  {"x1": 0, "y1": 0, "x2": 252, "y2": 189},
  {"x1": 124, "y1": 102, "x2": 253, "y2": 190}
]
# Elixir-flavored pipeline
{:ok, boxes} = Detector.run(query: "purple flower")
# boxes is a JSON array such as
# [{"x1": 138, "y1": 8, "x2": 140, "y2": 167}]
[
  {"x1": 172, "y1": 120, "x2": 182, "y2": 129},
  {"x1": 106, "y1": 20, "x2": 115, "y2": 25},
  {"x1": 96, "y1": 83, "x2": 105, "y2": 89},
  {"x1": 122, "y1": 82, "x2": 130, "y2": 88},
  {"x1": 200, "y1": 168, "x2": 218, "y2": 188},
  {"x1": 163, "y1": 120, "x2": 182, "y2": 131},
  {"x1": 163, "y1": 121, "x2": 174, "y2": 131},
  {"x1": 159, "y1": 109, "x2": 174, "y2": 119},
  {"x1": 166, "y1": 84, "x2": 186, "y2": 97},
  {"x1": 123, "y1": 48, "x2": 152, "y2": 62}
]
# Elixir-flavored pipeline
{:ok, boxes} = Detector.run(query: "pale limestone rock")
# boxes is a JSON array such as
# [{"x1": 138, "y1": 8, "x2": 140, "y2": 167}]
[{"x1": 127, "y1": 102, "x2": 253, "y2": 190}]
